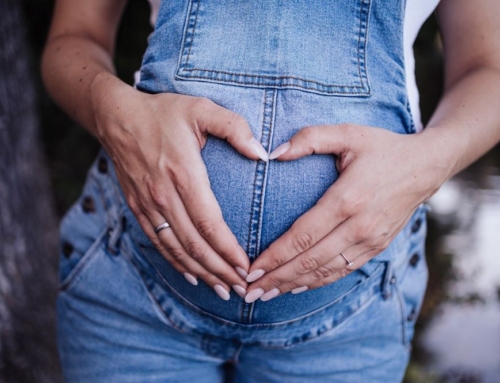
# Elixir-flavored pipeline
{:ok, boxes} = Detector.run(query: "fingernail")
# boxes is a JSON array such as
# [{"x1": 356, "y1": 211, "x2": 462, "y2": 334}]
[
  {"x1": 235, "y1": 266, "x2": 248, "y2": 279},
  {"x1": 246, "y1": 269, "x2": 266, "y2": 283},
  {"x1": 232, "y1": 285, "x2": 247, "y2": 298},
  {"x1": 291, "y1": 286, "x2": 309, "y2": 294},
  {"x1": 183, "y1": 272, "x2": 198, "y2": 286},
  {"x1": 214, "y1": 284, "x2": 230, "y2": 301},
  {"x1": 260, "y1": 288, "x2": 280, "y2": 302},
  {"x1": 250, "y1": 138, "x2": 269, "y2": 162},
  {"x1": 269, "y1": 142, "x2": 291, "y2": 160},
  {"x1": 245, "y1": 288, "x2": 265, "y2": 303}
]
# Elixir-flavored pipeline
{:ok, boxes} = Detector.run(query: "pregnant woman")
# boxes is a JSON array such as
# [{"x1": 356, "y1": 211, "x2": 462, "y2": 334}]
[{"x1": 42, "y1": 0, "x2": 500, "y2": 381}]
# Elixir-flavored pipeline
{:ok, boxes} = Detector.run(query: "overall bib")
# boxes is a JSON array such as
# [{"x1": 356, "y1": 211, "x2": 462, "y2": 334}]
[{"x1": 57, "y1": 1, "x2": 429, "y2": 381}]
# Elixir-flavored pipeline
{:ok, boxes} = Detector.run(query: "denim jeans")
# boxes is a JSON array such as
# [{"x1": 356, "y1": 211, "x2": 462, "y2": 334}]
[{"x1": 58, "y1": 0, "x2": 429, "y2": 381}]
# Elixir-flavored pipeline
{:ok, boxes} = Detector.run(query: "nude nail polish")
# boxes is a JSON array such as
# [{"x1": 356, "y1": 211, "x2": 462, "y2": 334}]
[
  {"x1": 245, "y1": 288, "x2": 265, "y2": 303},
  {"x1": 291, "y1": 286, "x2": 309, "y2": 294},
  {"x1": 183, "y1": 272, "x2": 198, "y2": 286},
  {"x1": 235, "y1": 266, "x2": 248, "y2": 279},
  {"x1": 232, "y1": 285, "x2": 247, "y2": 298},
  {"x1": 269, "y1": 142, "x2": 291, "y2": 160},
  {"x1": 250, "y1": 138, "x2": 269, "y2": 162},
  {"x1": 214, "y1": 284, "x2": 230, "y2": 301},
  {"x1": 246, "y1": 269, "x2": 266, "y2": 283},
  {"x1": 260, "y1": 288, "x2": 280, "y2": 302}
]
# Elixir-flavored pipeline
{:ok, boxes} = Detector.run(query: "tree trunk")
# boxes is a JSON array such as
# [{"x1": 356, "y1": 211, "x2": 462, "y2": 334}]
[{"x1": 0, "y1": 0, "x2": 61, "y2": 381}]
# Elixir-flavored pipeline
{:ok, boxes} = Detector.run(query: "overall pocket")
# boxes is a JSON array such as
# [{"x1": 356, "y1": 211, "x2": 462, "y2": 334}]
[{"x1": 176, "y1": 0, "x2": 371, "y2": 96}]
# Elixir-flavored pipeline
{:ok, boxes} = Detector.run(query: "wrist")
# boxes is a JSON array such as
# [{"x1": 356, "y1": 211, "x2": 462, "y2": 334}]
[
  {"x1": 414, "y1": 126, "x2": 462, "y2": 192},
  {"x1": 89, "y1": 73, "x2": 136, "y2": 140}
]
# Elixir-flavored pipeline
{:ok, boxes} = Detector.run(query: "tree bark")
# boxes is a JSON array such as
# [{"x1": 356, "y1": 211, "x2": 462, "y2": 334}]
[{"x1": 0, "y1": 0, "x2": 61, "y2": 381}]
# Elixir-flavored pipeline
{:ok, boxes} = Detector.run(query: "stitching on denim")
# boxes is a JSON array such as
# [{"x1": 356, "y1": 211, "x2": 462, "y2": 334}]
[
  {"x1": 232, "y1": 343, "x2": 244, "y2": 363},
  {"x1": 179, "y1": 70, "x2": 366, "y2": 90},
  {"x1": 245, "y1": 90, "x2": 267, "y2": 263},
  {"x1": 262, "y1": 288, "x2": 381, "y2": 349},
  {"x1": 177, "y1": 0, "x2": 372, "y2": 95},
  {"x1": 183, "y1": 0, "x2": 199, "y2": 70},
  {"x1": 130, "y1": 245, "x2": 385, "y2": 343},
  {"x1": 242, "y1": 89, "x2": 274, "y2": 323},
  {"x1": 255, "y1": 89, "x2": 276, "y2": 257},
  {"x1": 175, "y1": 74, "x2": 371, "y2": 96},
  {"x1": 59, "y1": 229, "x2": 108, "y2": 291},
  {"x1": 356, "y1": 0, "x2": 371, "y2": 90},
  {"x1": 394, "y1": 280, "x2": 411, "y2": 350},
  {"x1": 120, "y1": 242, "x2": 189, "y2": 333}
]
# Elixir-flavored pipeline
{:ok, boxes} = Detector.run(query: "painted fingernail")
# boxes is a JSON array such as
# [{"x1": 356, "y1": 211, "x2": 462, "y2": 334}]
[
  {"x1": 246, "y1": 269, "x2": 266, "y2": 283},
  {"x1": 245, "y1": 288, "x2": 265, "y2": 303},
  {"x1": 250, "y1": 138, "x2": 269, "y2": 162},
  {"x1": 214, "y1": 284, "x2": 230, "y2": 301},
  {"x1": 260, "y1": 288, "x2": 280, "y2": 302},
  {"x1": 232, "y1": 285, "x2": 247, "y2": 298},
  {"x1": 291, "y1": 286, "x2": 309, "y2": 294},
  {"x1": 235, "y1": 266, "x2": 248, "y2": 279},
  {"x1": 269, "y1": 142, "x2": 291, "y2": 160},
  {"x1": 183, "y1": 272, "x2": 198, "y2": 286}
]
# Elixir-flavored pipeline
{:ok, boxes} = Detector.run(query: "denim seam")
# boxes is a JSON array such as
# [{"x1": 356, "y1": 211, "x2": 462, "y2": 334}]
[
  {"x1": 357, "y1": 0, "x2": 371, "y2": 90},
  {"x1": 177, "y1": 0, "x2": 371, "y2": 95},
  {"x1": 132, "y1": 249, "x2": 385, "y2": 330},
  {"x1": 232, "y1": 343, "x2": 244, "y2": 363},
  {"x1": 59, "y1": 228, "x2": 108, "y2": 291},
  {"x1": 178, "y1": 71, "x2": 366, "y2": 90},
  {"x1": 255, "y1": 89, "x2": 277, "y2": 257},
  {"x1": 242, "y1": 89, "x2": 276, "y2": 323},
  {"x1": 120, "y1": 241, "x2": 190, "y2": 334},
  {"x1": 182, "y1": 0, "x2": 199, "y2": 70},
  {"x1": 394, "y1": 279, "x2": 411, "y2": 350}
]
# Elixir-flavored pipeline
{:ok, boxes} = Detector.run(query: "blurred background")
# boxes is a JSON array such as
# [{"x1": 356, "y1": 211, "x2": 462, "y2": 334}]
[{"x1": 1, "y1": 0, "x2": 499, "y2": 382}]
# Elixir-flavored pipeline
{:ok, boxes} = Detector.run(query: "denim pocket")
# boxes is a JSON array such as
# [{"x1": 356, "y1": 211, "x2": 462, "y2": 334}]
[
  {"x1": 58, "y1": 173, "x2": 109, "y2": 290},
  {"x1": 176, "y1": 0, "x2": 371, "y2": 96}
]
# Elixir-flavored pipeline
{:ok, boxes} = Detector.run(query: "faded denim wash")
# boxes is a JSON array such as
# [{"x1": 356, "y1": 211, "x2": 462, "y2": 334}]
[{"x1": 58, "y1": 1, "x2": 429, "y2": 381}]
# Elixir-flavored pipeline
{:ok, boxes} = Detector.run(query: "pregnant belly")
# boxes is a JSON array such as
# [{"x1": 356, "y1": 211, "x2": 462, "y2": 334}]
[
  {"x1": 126, "y1": 87, "x2": 408, "y2": 324},
  {"x1": 201, "y1": 135, "x2": 339, "y2": 259}
]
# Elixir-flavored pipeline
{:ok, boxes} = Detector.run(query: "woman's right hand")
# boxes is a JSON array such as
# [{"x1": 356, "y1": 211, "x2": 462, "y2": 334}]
[{"x1": 90, "y1": 74, "x2": 267, "y2": 299}]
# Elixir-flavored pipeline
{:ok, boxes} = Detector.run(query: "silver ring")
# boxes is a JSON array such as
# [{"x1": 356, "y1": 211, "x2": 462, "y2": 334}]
[
  {"x1": 154, "y1": 222, "x2": 171, "y2": 234},
  {"x1": 340, "y1": 252, "x2": 354, "y2": 267}
]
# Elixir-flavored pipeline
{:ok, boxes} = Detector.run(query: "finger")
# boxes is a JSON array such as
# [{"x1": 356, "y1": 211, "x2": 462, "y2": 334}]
[
  {"x1": 172, "y1": 161, "x2": 251, "y2": 274},
  {"x1": 195, "y1": 98, "x2": 268, "y2": 161},
  {"x1": 269, "y1": 124, "x2": 353, "y2": 161},
  {"x1": 115, "y1": 167, "x2": 246, "y2": 297},
  {"x1": 245, "y1": 220, "x2": 356, "y2": 302},
  {"x1": 279, "y1": 246, "x2": 379, "y2": 295},
  {"x1": 247, "y1": 181, "x2": 350, "y2": 281},
  {"x1": 302, "y1": 252, "x2": 375, "y2": 292},
  {"x1": 149, "y1": 179, "x2": 249, "y2": 289},
  {"x1": 136, "y1": 207, "x2": 246, "y2": 299}
]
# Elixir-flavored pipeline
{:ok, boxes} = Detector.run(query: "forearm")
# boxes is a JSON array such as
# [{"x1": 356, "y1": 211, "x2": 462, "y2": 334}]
[
  {"x1": 42, "y1": 35, "x2": 125, "y2": 137},
  {"x1": 41, "y1": 0, "x2": 129, "y2": 137},
  {"x1": 418, "y1": 65, "x2": 500, "y2": 181}
]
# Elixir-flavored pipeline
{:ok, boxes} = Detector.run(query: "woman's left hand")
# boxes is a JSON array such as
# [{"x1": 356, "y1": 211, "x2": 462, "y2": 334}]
[{"x1": 244, "y1": 123, "x2": 452, "y2": 302}]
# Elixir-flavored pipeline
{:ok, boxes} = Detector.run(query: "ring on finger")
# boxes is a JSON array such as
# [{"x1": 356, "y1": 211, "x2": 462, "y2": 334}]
[
  {"x1": 154, "y1": 221, "x2": 171, "y2": 234},
  {"x1": 340, "y1": 252, "x2": 354, "y2": 267}
]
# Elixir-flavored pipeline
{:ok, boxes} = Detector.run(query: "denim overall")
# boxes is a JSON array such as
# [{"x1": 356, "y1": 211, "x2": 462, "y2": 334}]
[{"x1": 57, "y1": 1, "x2": 430, "y2": 381}]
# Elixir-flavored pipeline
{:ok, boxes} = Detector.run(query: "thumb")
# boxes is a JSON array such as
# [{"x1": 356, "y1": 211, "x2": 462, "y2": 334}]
[
  {"x1": 196, "y1": 100, "x2": 268, "y2": 162},
  {"x1": 269, "y1": 124, "x2": 351, "y2": 161}
]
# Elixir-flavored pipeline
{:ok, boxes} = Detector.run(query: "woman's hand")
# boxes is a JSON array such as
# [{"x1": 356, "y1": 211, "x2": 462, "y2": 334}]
[
  {"x1": 244, "y1": 123, "x2": 453, "y2": 303},
  {"x1": 91, "y1": 75, "x2": 268, "y2": 300}
]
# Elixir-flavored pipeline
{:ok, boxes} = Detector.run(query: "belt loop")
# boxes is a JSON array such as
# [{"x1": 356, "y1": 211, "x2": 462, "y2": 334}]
[{"x1": 382, "y1": 261, "x2": 394, "y2": 300}]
